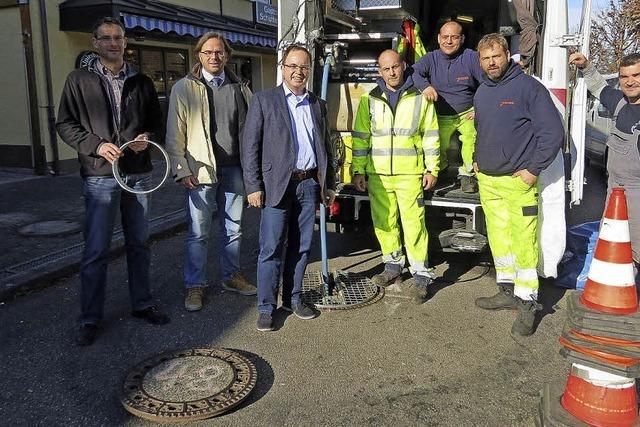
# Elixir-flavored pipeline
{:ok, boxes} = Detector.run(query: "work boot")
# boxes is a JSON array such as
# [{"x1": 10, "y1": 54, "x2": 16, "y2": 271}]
[
  {"x1": 256, "y1": 312, "x2": 274, "y2": 332},
  {"x1": 406, "y1": 271, "x2": 436, "y2": 304},
  {"x1": 371, "y1": 264, "x2": 402, "y2": 287},
  {"x1": 512, "y1": 298, "x2": 542, "y2": 336},
  {"x1": 475, "y1": 283, "x2": 519, "y2": 310},
  {"x1": 222, "y1": 273, "x2": 257, "y2": 296},
  {"x1": 184, "y1": 288, "x2": 204, "y2": 312},
  {"x1": 132, "y1": 306, "x2": 170, "y2": 325},
  {"x1": 76, "y1": 324, "x2": 98, "y2": 347},
  {"x1": 459, "y1": 175, "x2": 478, "y2": 193}
]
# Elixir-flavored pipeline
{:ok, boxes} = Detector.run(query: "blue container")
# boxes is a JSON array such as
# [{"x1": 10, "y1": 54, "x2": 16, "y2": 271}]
[{"x1": 556, "y1": 221, "x2": 600, "y2": 289}]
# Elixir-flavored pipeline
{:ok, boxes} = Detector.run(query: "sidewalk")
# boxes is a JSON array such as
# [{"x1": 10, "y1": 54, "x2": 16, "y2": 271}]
[{"x1": 0, "y1": 165, "x2": 186, "y2": 301}]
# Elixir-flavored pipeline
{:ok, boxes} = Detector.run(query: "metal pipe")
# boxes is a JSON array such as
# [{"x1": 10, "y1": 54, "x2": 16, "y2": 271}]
[
  {"x1": 19, "y1": 0, "x2": 47, "y2": 175},
  {"x1": 319, "y1": 52, "x2": 333, "y2": 286},
  {"x1": 38, "y1": 0, "x2": 59, "y2": 175}
]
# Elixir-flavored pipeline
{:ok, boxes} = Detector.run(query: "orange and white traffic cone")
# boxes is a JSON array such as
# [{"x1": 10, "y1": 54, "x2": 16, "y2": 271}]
[
  {"x1": 581, "y1": 188, "x2": 638, "y2": 314},
  {"x1": 561, "y1": 363, "x2": 638, "y2": 427}
]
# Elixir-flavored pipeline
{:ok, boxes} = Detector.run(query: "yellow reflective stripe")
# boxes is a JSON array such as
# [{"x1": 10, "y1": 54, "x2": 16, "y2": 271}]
[
  {"x1": 372, "y1": 128, "x2": 393, "y2": 137},
  {"x1": 352, "y1": 149, "x2": 370, "y2": 157},
  {"x1": 423, "y1": 148, "x2": 439, "y2": 156},
  {"x1": 424, "y1": 129, "x2": 439, "y2": 138},
  {"x1": 352, "y1": 131, "x2": 370, "y2": 139},
  {"x1": 371, "y1": 148, "x2": 420, "y2": 156}
]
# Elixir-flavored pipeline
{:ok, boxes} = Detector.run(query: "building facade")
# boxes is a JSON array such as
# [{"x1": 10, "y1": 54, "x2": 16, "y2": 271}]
[{"x1": 0, "y1": 0, "x2": 278, "y2": 174}]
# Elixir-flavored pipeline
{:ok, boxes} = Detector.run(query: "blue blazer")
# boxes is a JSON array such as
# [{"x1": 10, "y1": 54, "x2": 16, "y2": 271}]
[{"x1": 241, "y1": 84, "x2": 336, "y2": 207}]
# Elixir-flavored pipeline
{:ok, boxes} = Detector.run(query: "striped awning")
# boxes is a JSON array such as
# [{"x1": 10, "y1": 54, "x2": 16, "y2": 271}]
[{"x1": 121, "y1": 13, "x2": 276, "y2": 47}]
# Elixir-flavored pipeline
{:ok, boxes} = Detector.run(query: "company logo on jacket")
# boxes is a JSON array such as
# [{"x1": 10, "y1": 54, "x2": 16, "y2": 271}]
[{"x1": 499, "y1": 100, "x2": 515, "y2": 107}]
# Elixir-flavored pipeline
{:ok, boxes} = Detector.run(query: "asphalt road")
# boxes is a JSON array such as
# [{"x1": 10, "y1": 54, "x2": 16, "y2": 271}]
[{"x1": 0, "y1": 166, "x2": 608, "y2": 426}]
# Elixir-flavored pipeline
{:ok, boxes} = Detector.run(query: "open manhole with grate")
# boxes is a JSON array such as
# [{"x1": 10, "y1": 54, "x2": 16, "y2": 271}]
[
  {"x1": 121, "y1": 348, "x2": 257, "y2": 423},
  {"x1": 301, "y1": 271, "x2": 383, "y2": 310}
]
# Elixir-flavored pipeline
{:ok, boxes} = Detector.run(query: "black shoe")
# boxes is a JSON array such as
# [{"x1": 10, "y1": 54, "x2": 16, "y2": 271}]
[
  {"x1": 371, "y1": 265, "x2": 402, "y2": 287},
  {"x1": 406, "y1": 274, "x2": 434, "y2": 304},
  {"x1": 286, "y1": 302, "x2": 318, "y2": 320},
  {"x1": 475, "y1": 284, "x2": 519, "y2": 310},
  {"x1": 459, "y1": 175, "x2": 478, "y2": 193},
  {"x1": 132, "y1": 306, "x2": 170, "y2": 325},
  {"x1": 257, "y1": 312, "x2": 274, "y2": 331},
  {"x1": 76, "y1": 324, "x2": 98, "y2": 347},
  {"x1": 512, "y1": 298, "x2": 542, "y2": 336}
]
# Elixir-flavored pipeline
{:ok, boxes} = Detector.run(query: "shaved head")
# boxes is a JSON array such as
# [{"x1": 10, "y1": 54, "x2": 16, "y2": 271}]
[
  {"x1": 377, "y1": 49, "x2": 405, "y2": 90},
  {"x1": 378, "y1": 49, "x2": 402, "y2": 64}
]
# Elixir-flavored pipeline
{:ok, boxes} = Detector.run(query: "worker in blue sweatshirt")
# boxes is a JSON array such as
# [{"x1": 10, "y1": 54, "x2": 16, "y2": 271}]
[
  {"x1": 472, "y1": 34, "x2": 564, "y2": 336},
  {"x1": 412, "y1": 21, "x2": 485, "y2": 192}
]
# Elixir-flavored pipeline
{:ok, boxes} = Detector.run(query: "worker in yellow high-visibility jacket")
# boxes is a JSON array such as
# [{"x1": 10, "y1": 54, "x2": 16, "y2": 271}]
[{"x1": 351, "y1": 50, "x2": 440, "y2": 303}]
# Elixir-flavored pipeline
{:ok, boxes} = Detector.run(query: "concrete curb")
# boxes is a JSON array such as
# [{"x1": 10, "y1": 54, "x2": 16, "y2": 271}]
[{"x1": 0, "y1": 209, "x2": 186, "y2": 302}]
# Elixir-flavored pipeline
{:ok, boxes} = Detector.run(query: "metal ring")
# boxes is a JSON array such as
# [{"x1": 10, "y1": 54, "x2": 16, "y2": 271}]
[{"x1": 112, "y1": 140, "x2": 170, "y2": 195}]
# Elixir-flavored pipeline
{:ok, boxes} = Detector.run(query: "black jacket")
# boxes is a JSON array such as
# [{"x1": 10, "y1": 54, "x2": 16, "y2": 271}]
[{"x1": 56, "y1": 60, "x2": 162, "y2": 177}]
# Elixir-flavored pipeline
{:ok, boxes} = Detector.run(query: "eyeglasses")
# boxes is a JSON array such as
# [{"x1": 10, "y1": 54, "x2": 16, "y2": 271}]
[
  {"x1": 440, "y1": 35, "x2": 462, "y2": 41},
  {"x1": 200, "y1": 50, "x2": 227, "y2": 58},
  {"x1": 96, "y1": 35, "x2": 126, "y2": 43},
  {"x1": 282, "y1": 63, "x2": 311, "y2": 73}
]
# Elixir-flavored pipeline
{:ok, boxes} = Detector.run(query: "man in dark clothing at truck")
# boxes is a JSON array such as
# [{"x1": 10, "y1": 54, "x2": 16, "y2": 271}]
[
  {"x1": 412, "y1": 21, "x2": 485, "y2": 192},
  {"x1": 570, "y1": 51, "x2": 640, "y2": 282},
  {"x1": 57, "y1": 17, "x2": 169, "y2": 346},
  {"x1": 472, "y1": 34, "x2": 564, "y2": 336}
]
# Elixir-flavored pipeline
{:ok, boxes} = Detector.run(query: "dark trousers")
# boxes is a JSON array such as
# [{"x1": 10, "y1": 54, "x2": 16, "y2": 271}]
[
  {"x1": 80, "y1": 174, "x2": 153, "y2": 325},
  {"x1": 257, "y1": 178, "x2": 319, "y2": 314}
]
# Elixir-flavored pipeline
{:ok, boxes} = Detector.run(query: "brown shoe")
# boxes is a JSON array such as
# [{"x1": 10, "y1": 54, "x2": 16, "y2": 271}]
[
  {"x1": 222, "y1": 273, "x2": 257, "y2": 296},
  {"x1": 184, "y1": 288, "x2": 204, "y2": 311}
]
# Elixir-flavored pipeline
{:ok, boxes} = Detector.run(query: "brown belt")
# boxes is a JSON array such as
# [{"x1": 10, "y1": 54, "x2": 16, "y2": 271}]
[{"x1": 291, "y1": 168, "x2": 317, "y2": 181}]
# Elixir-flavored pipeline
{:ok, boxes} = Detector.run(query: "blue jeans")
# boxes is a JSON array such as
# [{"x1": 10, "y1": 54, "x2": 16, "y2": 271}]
[
  {"x1": 80, "y1": 174, "x2": 153, "y2": 325},
  {"x1": 257, "y1": 177, "x2": 319, "y2": 314},
  {"x1": 184, "y1": 166, "x2": 245, "y2": 288}
]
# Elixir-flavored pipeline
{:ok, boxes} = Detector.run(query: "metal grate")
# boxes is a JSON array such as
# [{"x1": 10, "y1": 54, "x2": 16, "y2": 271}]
[
  {"x1": 301, "y1": 270, "x2": 383, "y2": 310},
  {"x1": 330, "y1": 0, "x2": 358, "y2": 17}
]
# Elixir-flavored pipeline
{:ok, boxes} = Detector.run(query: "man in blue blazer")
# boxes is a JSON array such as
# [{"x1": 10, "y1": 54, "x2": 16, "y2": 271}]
[{"x1": 242, "y1": 45, "x2": 336, "y2": 331}]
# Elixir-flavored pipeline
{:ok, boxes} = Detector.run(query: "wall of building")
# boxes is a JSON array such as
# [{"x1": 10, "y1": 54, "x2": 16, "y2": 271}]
[{"x1": 0, "y1": 6, "x2": 32, "y2": 167}]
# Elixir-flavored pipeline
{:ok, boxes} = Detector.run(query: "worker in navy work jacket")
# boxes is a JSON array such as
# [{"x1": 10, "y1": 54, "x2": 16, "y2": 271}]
[{"x1": 472, "y1": 33, "x2": 564, "y2": 336}]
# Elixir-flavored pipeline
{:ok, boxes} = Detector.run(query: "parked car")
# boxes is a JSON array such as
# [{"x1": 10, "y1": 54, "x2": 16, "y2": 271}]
[{"x1": 585, "y1": 73, "x2": 618, "y2": 169}]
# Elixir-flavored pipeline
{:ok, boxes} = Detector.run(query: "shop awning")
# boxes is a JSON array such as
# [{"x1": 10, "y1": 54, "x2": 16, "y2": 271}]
[
  {"x1": 120, "y1": 13, "x2": 275, "y2": 47},
  {"x1": 59, "y1": 0, "x2": 277, "y2": 48}
]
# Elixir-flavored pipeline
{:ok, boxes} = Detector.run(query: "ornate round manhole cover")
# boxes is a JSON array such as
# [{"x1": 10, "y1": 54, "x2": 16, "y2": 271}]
[
  {"x1": 18, "y1": 220, "x2": 81, "y2": 237},
  {"x1": 121, "y1": 348, "x2": 257, "y2": 422}
]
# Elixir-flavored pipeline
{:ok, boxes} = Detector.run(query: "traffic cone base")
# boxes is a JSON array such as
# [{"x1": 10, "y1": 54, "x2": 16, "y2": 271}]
[
  {"x1": 559, "y1": 336, "x2": 639, "y2": 367},
  {"x1": 581, "y1": 277, "x2": 638, "y2": 314},
  {"x1": 566, "y1": 292, "x2": 640, "y2": 342},
  {"x1": 569, "y1": 329, "x2": 640, "y2": 348},
  {"x1": 561, "y1": 364, "x2": 638, "y2": 427}
]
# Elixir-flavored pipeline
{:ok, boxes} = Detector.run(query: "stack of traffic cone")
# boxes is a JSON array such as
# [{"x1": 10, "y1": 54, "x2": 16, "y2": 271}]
[{"x1": 537, "y1": 188, "x2": 640, "y2": 426}]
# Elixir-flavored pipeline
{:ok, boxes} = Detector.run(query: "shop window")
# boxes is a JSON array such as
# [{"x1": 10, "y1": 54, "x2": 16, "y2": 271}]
[
  {"x1": 228, "y1": 56, "x2": 254, "y2": 90},
  {"x1": 124, "y1": 46, "x2": 188, "y2": 99}
]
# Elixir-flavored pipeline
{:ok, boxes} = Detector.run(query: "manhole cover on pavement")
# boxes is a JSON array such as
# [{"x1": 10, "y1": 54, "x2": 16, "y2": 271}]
[
  {"x1": 18, "y1": 220, "x2": 81, "y2": 237},
  {"x1": 301, "y1": 271, "x2": 383, "y2": 310},
  {"x1": 121, "y1": 348, "x2": 257, "y2": 423}
]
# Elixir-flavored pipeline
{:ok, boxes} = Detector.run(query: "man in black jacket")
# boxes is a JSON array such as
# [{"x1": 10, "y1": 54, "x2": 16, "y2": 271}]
[
  {"x1": 57, "y1": 17, "x2": 169, "y2": 346},
  {"x1": 472, "y1": 34, "x2": 564, "y2": 336}
]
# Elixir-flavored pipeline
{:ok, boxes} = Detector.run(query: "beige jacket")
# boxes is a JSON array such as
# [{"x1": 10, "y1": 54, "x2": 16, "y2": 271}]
[{"x1": 165, "y1": 64, "x2": 252, "y2": 184}]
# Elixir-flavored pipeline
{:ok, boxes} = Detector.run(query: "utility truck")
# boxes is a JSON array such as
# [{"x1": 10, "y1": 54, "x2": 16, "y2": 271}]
[{"x1": 276, "y1": 0, "x2": 593, "y2": 278}]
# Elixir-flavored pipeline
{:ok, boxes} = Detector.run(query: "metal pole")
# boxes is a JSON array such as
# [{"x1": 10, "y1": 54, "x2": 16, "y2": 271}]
[
  {"x1": 19, "y1": 0, "x2": 46, "y2": 175},
  {"x1": 38, "y1": 0, "x2": 59, "y2": 175},
  {"x1": 319, "y1": 52, "x2": 333, "y2": 286}
]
